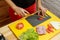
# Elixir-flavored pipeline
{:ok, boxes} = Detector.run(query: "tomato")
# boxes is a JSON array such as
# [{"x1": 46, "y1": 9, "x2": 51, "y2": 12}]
[
  {"x1": 16, "y1": 23, "x2": 24, "y2": 30},
  {"x1": 38, "y1": 17, "x2": 43, "y2": 20},
  {"x1": 48, "y1": 24, "x2": 53, "y2": 29},
  {"x1": 48, "y1": 27, "x2": 54, "y2": 32},
  {"x1": 46, "y1": 25, "x2": 54, "y2": 33},
  {"x1": 46, "y1": 29, "x2": 51, "y2": 33}
]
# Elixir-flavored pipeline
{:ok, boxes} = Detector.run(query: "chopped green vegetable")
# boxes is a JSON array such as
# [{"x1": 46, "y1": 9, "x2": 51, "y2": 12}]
[{"x1": 19, "y1": 28, "x2": 39, "y2": 40}]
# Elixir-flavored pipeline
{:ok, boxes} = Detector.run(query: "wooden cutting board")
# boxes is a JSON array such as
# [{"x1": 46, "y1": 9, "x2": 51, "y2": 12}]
[{"x1": 0, "y1": 25, "x2": 17, "y2": 40}]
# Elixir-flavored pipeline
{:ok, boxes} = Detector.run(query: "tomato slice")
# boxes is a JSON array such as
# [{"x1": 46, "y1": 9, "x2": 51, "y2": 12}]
[
  {"x1": 38, "y1": 17, "x2": 43, "y2": 20},
  {"x1": 16, "y1": 23, "x2": 24, "y2": 30},
  {"x1": 46, "y1": 29, "x2": 51, "y2": 33}
]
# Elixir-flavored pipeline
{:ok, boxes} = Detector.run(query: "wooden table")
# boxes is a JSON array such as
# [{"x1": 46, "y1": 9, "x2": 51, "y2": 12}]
[{"x1": 0, "y1": 25, "x2": 17, "y2": 40}]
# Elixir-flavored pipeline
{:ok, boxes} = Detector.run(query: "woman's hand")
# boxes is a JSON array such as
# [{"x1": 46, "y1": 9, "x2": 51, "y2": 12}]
[
  {"x1": 38, "y1": 6, "x2": 47, "y2": 16},
  {"x1": 14, "y1": 7, "x2": 30, "y2": 17}
]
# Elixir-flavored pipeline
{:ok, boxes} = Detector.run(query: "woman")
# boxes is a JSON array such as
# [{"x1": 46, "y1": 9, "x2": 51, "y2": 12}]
[{"x1": 5, "y1": 0, "x2": 47, "y2": 21}]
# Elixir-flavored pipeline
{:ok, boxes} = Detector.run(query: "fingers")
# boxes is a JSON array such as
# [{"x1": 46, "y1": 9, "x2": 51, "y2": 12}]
[
  {"x1": 15, "y1": 11, "x2": 25, "y2": 17},
  {"x1": 37, "y1": 10, "x2": 44, "y2": 17},
  {"x1": 39, "y1": 7, "x2": 47, "y2": 17},
  {"x1": 14, "y1": 7, "x2": 30, "y2": 17},
  {"x1": 41, "y1": 10, "x2": 45, "y2": 16},
  {"x1": 24, "y1": 10, "x2": 30, "y2": 14},
  {"x1": 20, "y1": 8, "x2": 30, "y2": 14},
  {"x1": 21, "y1": 9, "x2": 30, "y2": 16},
  {"x1": 42, "y1": 8, "x2": 47, "y2": 16}
]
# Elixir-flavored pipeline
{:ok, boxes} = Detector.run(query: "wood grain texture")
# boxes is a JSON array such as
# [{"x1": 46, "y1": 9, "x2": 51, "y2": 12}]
[{"x1": 0, "y1": 25, "x2": 18, "y2": 40}]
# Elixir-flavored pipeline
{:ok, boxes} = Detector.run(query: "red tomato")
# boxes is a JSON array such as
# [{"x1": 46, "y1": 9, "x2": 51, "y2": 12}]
[
  {"x1": 48, "y1": 24, "x2": 53, "y2": 29},
  {"x1": 38, "y1": 17, "x2": 43, "y2": 20},
  {"x1": 16, "y1": 23, "x2": 24, "y2": 30},
  {"x1": 48, "y1": 27, "x2": 54, "y2": 32},
  {"x1": 46, "y1": 26, "x2": 54, "y2": 33},
  {"x1": 46, "y1": 29, "x2": 51, "y2": 33}
]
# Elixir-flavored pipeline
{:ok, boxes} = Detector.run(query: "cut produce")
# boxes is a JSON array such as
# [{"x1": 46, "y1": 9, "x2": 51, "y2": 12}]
[{"x1": 19, "y1": 28, "x2": 39, "y2": 40}]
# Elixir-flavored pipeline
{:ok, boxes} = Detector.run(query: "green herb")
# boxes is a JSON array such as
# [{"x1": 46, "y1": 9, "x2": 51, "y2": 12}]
[{"x1": 19, "y1": 28, "x2": 39, "y2": 40}]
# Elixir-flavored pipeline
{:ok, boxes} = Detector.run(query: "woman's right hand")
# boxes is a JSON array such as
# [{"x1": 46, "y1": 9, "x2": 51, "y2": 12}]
[{"x1": 14, "y1": 7, "x2": 30, "y2": 17}]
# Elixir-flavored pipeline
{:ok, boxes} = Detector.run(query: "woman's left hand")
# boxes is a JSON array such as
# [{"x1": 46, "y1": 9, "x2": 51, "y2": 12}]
[{"x1": 38, "y1": 6, "x2": 47, "y2": 16}]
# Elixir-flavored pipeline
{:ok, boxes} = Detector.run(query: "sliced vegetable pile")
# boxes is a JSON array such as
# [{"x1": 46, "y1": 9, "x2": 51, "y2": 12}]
[{"x1": 19, "y1": 28, "x2": 39, "y2": 40}]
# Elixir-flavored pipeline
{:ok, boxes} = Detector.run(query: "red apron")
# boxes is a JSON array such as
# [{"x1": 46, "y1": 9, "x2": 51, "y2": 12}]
[{"x1": 9, "y1": 3, "x2": 36, "y2": 21}]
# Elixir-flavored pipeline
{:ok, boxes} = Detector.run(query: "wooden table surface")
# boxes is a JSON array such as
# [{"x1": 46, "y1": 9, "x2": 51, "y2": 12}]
[{"x1": 0, "y1": 25, "x2": 17, "y2": 40}]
